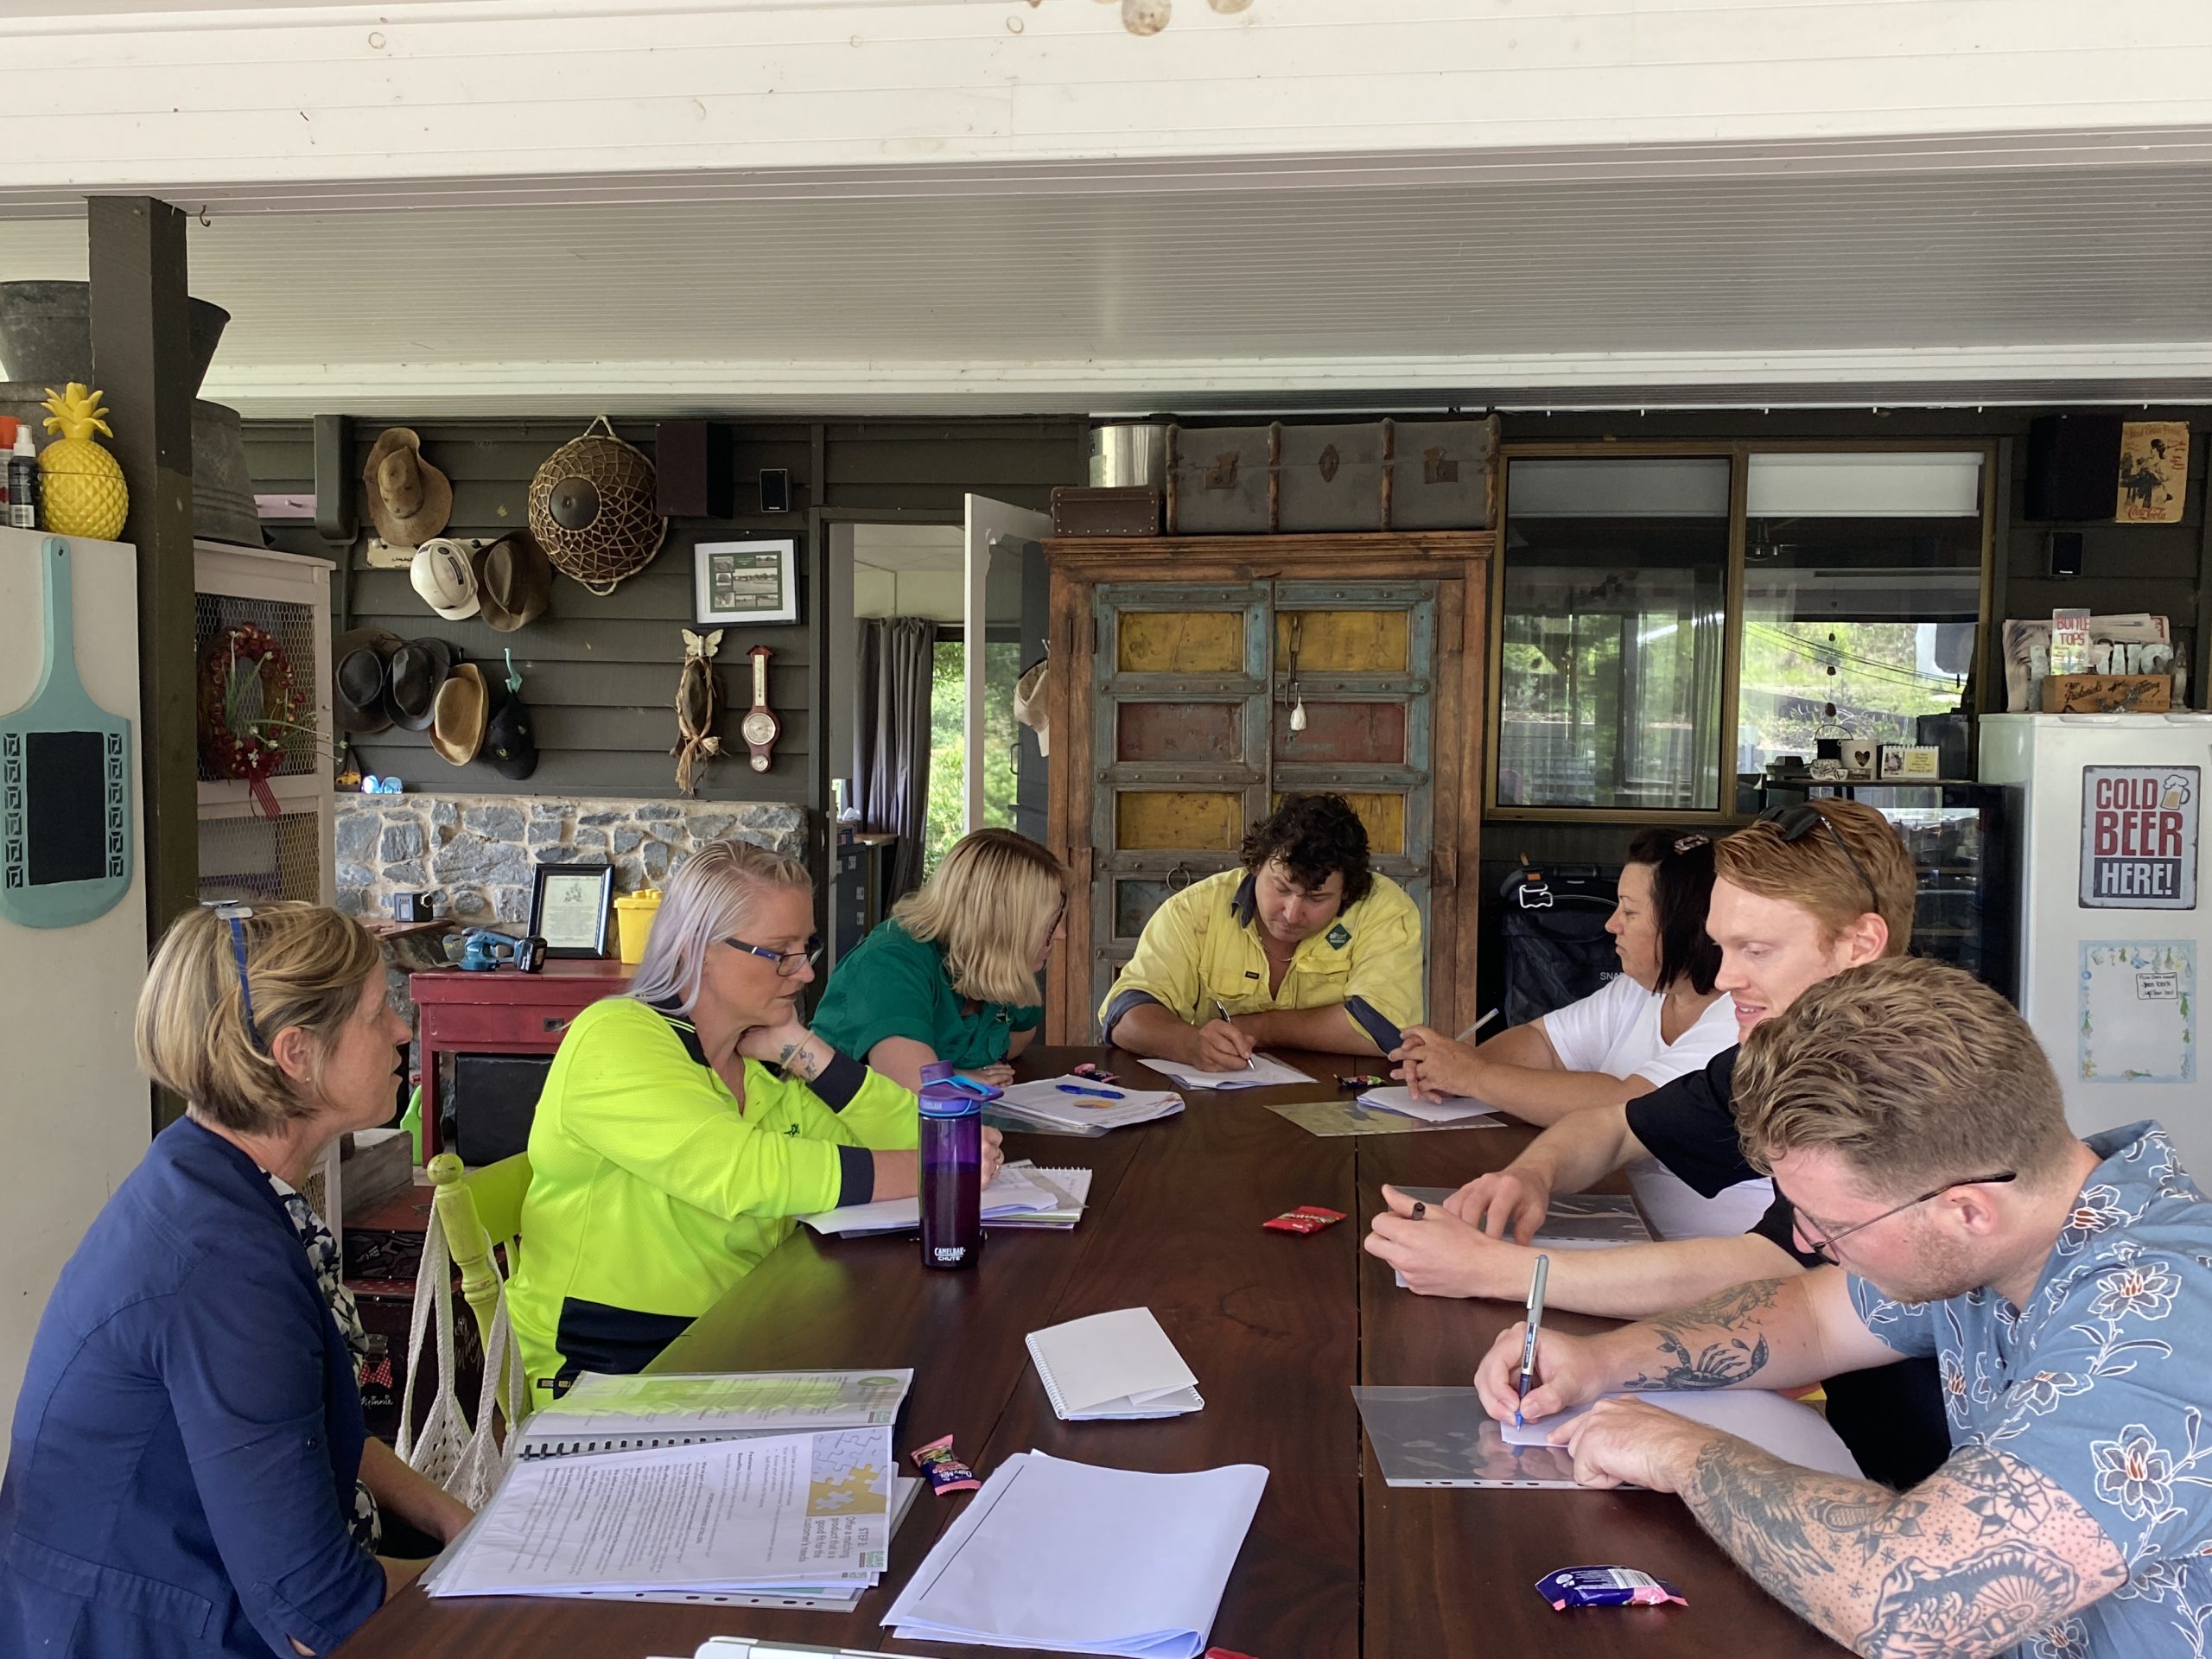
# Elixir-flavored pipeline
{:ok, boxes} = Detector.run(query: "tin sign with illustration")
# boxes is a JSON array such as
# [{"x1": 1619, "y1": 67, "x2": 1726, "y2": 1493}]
[{"x1": 2081, "y1": 766, "x2": 2199, "y2": 909}]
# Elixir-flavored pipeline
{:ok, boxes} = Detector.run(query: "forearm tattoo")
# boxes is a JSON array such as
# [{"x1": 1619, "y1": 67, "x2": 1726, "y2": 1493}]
[
  {"x1": 1625, "y1": 1277, "x2": 1785, "y2": 1390},
  {"x1": 777, "y1": 1037, "x2": 823, "y2": 1079},
  {"x1": 1681, "y1": 1441, "x2": 2121, "y2": 1657}
]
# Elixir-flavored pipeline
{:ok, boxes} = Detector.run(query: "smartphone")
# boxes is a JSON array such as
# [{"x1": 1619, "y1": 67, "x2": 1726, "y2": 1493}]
[{"x1": 1344, "y1": 997, "x2": 1402, "y2": 1057}]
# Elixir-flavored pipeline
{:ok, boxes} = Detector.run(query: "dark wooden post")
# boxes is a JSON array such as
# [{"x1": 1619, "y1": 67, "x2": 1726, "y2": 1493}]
[{"x1": 87, "y1": 196, "x2": 198, "y2": 951}]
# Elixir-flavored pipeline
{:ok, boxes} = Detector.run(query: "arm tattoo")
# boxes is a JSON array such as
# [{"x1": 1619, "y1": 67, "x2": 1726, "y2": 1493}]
[
  {"x1": 777, "y1": 1038, "x2": 823, "y2": 1079},
  {"x1": 1680, "y1": 1441, "x2": 2123, "y2": 1658},
  {"x1": 1626, "y1": 1277, "x2": 1784, "y2": 1389}
]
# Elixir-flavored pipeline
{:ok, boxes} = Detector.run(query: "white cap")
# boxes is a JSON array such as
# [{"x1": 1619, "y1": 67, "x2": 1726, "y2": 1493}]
[
  {"x1": 11, "y1": 426, "x2": 32, "y2": 457},
  {"x1": 410, "y1": 537, "x2": 481, "y2": 621}
]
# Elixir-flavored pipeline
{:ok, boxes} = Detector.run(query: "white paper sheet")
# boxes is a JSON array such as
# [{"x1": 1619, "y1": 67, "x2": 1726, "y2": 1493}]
[
  {"x1": 1500, "y1": 1389, "x2": 1864, "y2": 1480},
  {"x1": 799, "y1": 1165, "x2": 1092, "y2": 1236},
  {"x1": 993, "y1": 1076, "x2": 1188, "y2": 1130},
  {"x1": 1141, "y1": 1052, "x2": 1312, "y2": 1090},
  {"x1": 1356, "y1": 1085, "x2": 1504, "y2": 1124},
  {"x1": 883, "y1": 1450, "x2": 1268, "y2": 1659},
  {"x1": 516, "y1": 1370, "x2": 910, "y2": 1455},
  {"x1": 427, "y1": 1427, "x2": 894, "y2": 1597},
  {"x1": 1027, "y1": 1307, "x2": 1202, "y2": 1420}
]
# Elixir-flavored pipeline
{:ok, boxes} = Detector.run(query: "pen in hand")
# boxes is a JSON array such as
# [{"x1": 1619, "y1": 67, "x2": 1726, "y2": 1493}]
[
  {"x1": 1515, "y1": 1252, "x2": 1550, "y2": 1429},
  {"x1": 1211, "y1": 996, "x2": 1255, "y2": 1070}
]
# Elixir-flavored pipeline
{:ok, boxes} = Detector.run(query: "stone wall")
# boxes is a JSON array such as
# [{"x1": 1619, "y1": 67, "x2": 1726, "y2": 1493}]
[{"x1": 334, "y1": 791, "x2": 810, "y2": 927}]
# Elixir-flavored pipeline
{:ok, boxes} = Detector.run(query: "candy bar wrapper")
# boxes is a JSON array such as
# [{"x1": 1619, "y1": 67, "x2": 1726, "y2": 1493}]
[
  {"x1": 1263, "y1": 1205, "x2": 1348, "y2": 1235},
  {"x1": 910, "y1": 1434, "x2": 980, "y2": 1496},
  {"x1": 1538, "y1": 1567, "x2": 1687, "y2": 1611}
]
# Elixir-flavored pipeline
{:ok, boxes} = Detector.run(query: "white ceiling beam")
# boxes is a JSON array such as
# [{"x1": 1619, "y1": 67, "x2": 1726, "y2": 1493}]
[{"x1": 200, "y1": 341, "x2": 2212, "y2": 418}]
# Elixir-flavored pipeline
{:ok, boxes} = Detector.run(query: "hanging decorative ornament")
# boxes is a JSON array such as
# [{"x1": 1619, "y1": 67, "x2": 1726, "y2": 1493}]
[
  {"x1": 673, "y1": 628, "x2": 726, "y2": 796},
  {"x1": 197, "y1": 623, "x2": 302, "y2": 819},
  {"x1": 527, "y1": 416, "x2": 668, "y2": 595},
  {"x1": 741, "y1": 645, "x2": 782, "y2": 773},
  {"x1": 1284, "y1": 612, "x2": 1307, "y2": 735}
]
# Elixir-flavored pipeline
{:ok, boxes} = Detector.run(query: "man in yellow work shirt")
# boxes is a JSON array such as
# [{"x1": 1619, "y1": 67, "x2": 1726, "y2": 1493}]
[{"x1": 1100, "y1": 792, "x2": 1424, "y2": 1071}]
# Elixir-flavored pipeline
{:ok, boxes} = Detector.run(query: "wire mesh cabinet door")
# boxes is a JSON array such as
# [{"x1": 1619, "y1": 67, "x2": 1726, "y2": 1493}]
[{"x1": 1087, "y1": 582, "x2": 1273, "y2": 1027}]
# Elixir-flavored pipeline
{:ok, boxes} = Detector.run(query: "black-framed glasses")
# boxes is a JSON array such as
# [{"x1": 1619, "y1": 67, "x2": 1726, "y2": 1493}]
[
  {"x1": 723, "y1": 933, "x2": 823, "y2": 978},
  {"x1": 1757, "y1": 804, "x2": 1881, "y2": 916},
  {"x1": 205, "y1": 901, "x2": 265, "y2": 1053},
  {"x1": 1781, "y1": 1171, "x2": 2018, "y2": 1263}
]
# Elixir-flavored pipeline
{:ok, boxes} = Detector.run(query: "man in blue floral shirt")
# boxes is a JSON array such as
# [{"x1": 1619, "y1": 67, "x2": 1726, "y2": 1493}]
[{"x1": 1471, "y1": 957, "x2": 2212, "y2": 1657}]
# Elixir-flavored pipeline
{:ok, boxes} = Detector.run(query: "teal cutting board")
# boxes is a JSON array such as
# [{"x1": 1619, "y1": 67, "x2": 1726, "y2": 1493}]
[{"x1": 0, "y1": 536, "x2": 135, "y2": 929}]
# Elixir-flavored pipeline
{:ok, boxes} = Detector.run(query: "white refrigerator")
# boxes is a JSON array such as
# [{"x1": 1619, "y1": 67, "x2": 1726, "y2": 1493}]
[{"x1": 1980, "y1": 713, "x2": 2212, "y2": 1181}]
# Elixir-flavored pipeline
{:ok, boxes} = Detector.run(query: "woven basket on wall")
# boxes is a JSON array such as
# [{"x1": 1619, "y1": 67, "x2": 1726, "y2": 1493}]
[{"x1": 526, "y1": 416, "x2": 669, "y2": 594}]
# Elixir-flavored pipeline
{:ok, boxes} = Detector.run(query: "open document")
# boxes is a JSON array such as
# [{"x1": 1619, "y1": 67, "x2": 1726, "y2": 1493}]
[
  {"x1": 1141, "y1": 1052, "x2": 1311, "y2": 1091},
  {"x1": 516, "y1": 1368, "x2": 911, "y2": 1458},
  {"x1": 884, "y1": 1450, "x2": 1268, "y2": 1659},
  {"x1": 991, "y1": 1076, "x2": 1186, "y2": 1131},
  {"x1": 1356, "y1": 1085, "x2": 1504, "y2": 1125},
  {"x1": 427, "y1": 1427, "x2": 895, "y2": 1597},
  {"x1": 801, "y1": 1163, "x2": 1091, "y2": 1236}
]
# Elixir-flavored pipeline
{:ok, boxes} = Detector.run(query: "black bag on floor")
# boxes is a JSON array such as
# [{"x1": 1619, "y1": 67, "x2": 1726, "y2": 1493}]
[{"x1": 1498, "y1": 862, "x2": 1620, "y2": 1027}]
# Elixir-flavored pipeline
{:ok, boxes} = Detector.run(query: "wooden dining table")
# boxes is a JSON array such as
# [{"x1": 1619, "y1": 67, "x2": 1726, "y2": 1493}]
[{"x1": 338, "y1": 1047, "x2": 1844, "y2": 1659}]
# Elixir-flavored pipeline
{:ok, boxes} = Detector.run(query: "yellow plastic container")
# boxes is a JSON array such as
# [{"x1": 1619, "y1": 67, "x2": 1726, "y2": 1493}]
[{"x1": 613, "y1": 888, "x2": 662, "y2": 965}]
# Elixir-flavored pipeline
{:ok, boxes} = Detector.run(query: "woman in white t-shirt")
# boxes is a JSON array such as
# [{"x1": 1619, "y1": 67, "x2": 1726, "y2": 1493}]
[{"x1": 1391, "y1": 828, "x2": 1771, "y2": 1238}]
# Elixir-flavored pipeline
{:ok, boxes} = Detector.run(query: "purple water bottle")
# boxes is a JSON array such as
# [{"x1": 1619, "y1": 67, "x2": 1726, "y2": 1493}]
[{"x1": 918, "y1": 1062, "x2": 983, "y2": 1271}]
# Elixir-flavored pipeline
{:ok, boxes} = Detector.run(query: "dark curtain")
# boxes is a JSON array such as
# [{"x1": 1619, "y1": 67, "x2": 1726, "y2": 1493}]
[{"x1": 855, "y1": 616, "x2": 936, "y2": 901}]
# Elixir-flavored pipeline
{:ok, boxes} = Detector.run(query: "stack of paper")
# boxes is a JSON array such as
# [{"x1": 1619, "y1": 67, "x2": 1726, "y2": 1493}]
[
  {"x1": 991, "y1": 1075, "x2": 1187, "y2": 1131},
  {"x1": 1142, "y1": 1052, "x2": 1312, "y2": 1090},
  {"x1": 883, "y1": 1450, "x2": 1268, "y2": 1659},
  {"x1": 1356, "y1": 1084, "x2": 1504, "y2": 1125},
  {"x1": 1027, "y1": 1307, "x2": 1203, "y2": 1421},
  {"x1": 1389, "y1": 1187, "x2": 1653, "y2": 1250},
  {"x1": 514, "y1": 1367, "x2": 911, "y2": 1459},
  {"x1": 425, "y1": 1427, "x2": 900, "y2": 1601},
  {"x1": 801, "y1": 1162, "x2": 1093, "y2": 1236}
]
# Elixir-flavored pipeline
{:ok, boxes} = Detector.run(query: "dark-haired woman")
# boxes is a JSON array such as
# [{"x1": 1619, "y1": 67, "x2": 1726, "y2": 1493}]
[{"x1": 1391, "y1": 828, "x2": 1764, "y2": 1239}]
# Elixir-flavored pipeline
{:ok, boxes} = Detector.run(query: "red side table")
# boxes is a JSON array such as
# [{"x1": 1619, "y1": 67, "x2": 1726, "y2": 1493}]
[{"x1": 408, "y1": 959, "x2": 632, "y2": 1160}]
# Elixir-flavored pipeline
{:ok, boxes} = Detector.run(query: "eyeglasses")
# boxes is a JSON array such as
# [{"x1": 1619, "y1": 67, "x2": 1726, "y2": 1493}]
[
  {"x1": 1757, "y1": 804, "x2": 1881, "y2": 916},
  {"x1": 1781, "y1": 1170, "x2": 2018, "y2": 1263},
  {"x1": 722, "y1": 933, "x2": 823, "y2": 977},
  {"x1": 205, "y1": 901, "x2": 266, "y2": 1053}
]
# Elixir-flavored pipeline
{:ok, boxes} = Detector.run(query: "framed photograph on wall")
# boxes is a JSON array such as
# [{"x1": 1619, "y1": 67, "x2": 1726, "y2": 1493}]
[
  {"x1": 530, "y1": 861, "x2": 614, "y2": 957},
  {"x1": 695, "y1": 537, "x2": 799, "y2": 626}
]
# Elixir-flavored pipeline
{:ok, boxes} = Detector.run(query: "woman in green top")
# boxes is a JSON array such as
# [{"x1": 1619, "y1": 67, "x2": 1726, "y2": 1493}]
[
  {"x1": 507, "y1": 838, "x2": 1006, "y2": 1397},
  {"x1": 813, "y1": 828, "x2": 1069, "y2": 1091}
]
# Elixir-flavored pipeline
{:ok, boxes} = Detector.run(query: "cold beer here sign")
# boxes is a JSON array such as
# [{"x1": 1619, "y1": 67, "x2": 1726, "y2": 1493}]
[{"x1": 2081, "y1": 766, "x2": 2199, "y2": 909}]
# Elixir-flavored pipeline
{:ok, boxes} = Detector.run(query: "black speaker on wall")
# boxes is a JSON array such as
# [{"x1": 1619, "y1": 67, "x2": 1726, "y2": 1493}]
[
  {"x1": 656, "y1": 421, "x2": 734, "y2": 518},
  {"x1": 2048, "y1": 530, "x2": 2085, "y2": 579},
  {"x1": 2024, "y1": 414, "x2": 2123, "y2": 521}
]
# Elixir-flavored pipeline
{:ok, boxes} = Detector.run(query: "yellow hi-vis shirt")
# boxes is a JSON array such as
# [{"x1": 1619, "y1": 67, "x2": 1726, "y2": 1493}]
[
  {"x1": 507, "y1": 995, "x2": 918, "y2": 1395},
  {"x1": 1097, "y1": 868, "x2": 1424, "y2": 1043}
]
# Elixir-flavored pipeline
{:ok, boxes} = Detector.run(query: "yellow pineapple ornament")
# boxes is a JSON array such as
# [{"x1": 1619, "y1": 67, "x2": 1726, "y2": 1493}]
[{"x1": 38, "y1": 383, "x2": 130, "y2": 541}]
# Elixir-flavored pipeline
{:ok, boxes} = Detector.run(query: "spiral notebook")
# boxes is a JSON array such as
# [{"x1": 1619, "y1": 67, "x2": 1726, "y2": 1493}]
[
  {"x1": 1026, "y1": 1307, "x2": 1203, "y2": 1421},
  {"x1": 515, "y1": 1368, "x2": 912, "y2": 1459}
]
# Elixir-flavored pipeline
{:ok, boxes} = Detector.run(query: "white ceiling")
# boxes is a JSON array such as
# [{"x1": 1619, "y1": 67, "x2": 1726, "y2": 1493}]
[
  {"x1": 853, "y1": 524, "x2": 964, "y2": 573},
  {"x1": 10, "y1": 152, "x2": 2212, "y2": 414}
]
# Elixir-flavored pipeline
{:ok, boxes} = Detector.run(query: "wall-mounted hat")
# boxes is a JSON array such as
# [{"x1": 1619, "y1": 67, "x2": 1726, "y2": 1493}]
[
  {"x1": 410, "y1": 537, "x2": 482, "y2": 621},
  {"x1": 361, "y1": 428, "x2": 454, "y2": 550},
  {"x1": 478, "y1": 530, "x2": 552, "y2": 632},
  {"x1": 430, "y1": 663, "x2": 490, "y2": 766},
  {"x1": 332, "y1": 626, "x2": 402, "y2": 735},
  {"x1": 385, "y1": 637, "x2": 454, "y2": 732},
  {"x1": 481, "y1": 689, "x2": 539, "y2": 780}
]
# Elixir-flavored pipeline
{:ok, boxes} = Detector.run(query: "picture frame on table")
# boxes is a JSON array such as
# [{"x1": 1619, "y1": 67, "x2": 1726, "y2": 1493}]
[
  {"x1": 695, "y1": 537, "x2": 799, "y2": 626},
  {"x1": 530, "y1": 861, "x2": 614, "y2": 958}
]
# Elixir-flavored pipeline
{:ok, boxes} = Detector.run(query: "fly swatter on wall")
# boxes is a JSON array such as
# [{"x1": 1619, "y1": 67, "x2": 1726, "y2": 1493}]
[{"x1": 0, "y1": 536, "x2": 134, "y2": 929}]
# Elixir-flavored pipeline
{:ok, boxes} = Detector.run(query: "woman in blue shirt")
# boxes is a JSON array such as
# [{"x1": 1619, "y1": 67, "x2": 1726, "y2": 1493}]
[
  {"x1": 813, "y1": 828, "x2": 1068, "y2": 1090},
  {"x1": 0, "y1": 903, "x2": 473, "y2": 1658}
]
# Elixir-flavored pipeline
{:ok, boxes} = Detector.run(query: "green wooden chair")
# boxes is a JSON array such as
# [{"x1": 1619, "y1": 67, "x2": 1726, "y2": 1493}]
[{"x1": 424, "y1": 1150, "x2": 533, "y2": 1424}]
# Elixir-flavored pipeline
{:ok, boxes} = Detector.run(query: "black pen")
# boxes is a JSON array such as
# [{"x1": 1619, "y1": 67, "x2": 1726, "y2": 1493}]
[{"x1": 1409, "y1": 1199, "x2": 1426, "y2": 1220}]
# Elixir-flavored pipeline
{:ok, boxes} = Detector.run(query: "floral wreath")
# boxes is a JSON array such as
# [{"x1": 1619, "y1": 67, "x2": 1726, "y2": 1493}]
[{"x1": 198, "y1": 623, "x2": 301, "y2": 819}]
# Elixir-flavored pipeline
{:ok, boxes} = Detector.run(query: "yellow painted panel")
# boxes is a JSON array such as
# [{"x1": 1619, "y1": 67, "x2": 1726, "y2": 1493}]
[
  {"x1": 1277, "y1": 610, "x2": 1409, "y2": 673},
  {"x1": 1272, "y1": 790, "x2": 1407, "y2": 856},
  {"x1": 1118, "y1": 611, "x2": 1245, "y2": 674},
  {"x1": 1117, "y1": 791, "x2": 1243, "y2": 851}
]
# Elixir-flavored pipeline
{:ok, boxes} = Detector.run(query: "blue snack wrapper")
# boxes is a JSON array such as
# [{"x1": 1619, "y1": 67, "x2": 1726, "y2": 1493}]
[{"x1": 1538, "y1": 1566, "x2": 1688, "y2": 1611}]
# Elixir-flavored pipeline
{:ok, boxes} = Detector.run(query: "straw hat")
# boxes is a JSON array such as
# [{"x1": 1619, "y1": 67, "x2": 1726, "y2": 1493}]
[
  {"x1": 478, "y1": 530, "x2": 552, "y2": 632},
  {"x1": 430, "y1": 663, "x2": 491, "y2": 765},
  {"x1": 362, "y1": 428, "x2": 454, "y2": 550}
]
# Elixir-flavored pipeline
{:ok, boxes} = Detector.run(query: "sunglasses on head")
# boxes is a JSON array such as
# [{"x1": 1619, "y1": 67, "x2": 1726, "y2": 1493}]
[{"x1": 1756, "y1": 804, "x2": 1881, "y2": 917}]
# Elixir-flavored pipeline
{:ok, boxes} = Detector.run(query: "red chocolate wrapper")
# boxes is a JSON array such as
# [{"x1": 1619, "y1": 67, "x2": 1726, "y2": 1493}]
[
  {"x1": 1263, "y1": 1205, "x2": 1348, "y2": 1235},
  {"x1": 910, "y1": 1433, "x2": 980, "y2": 1496}
]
